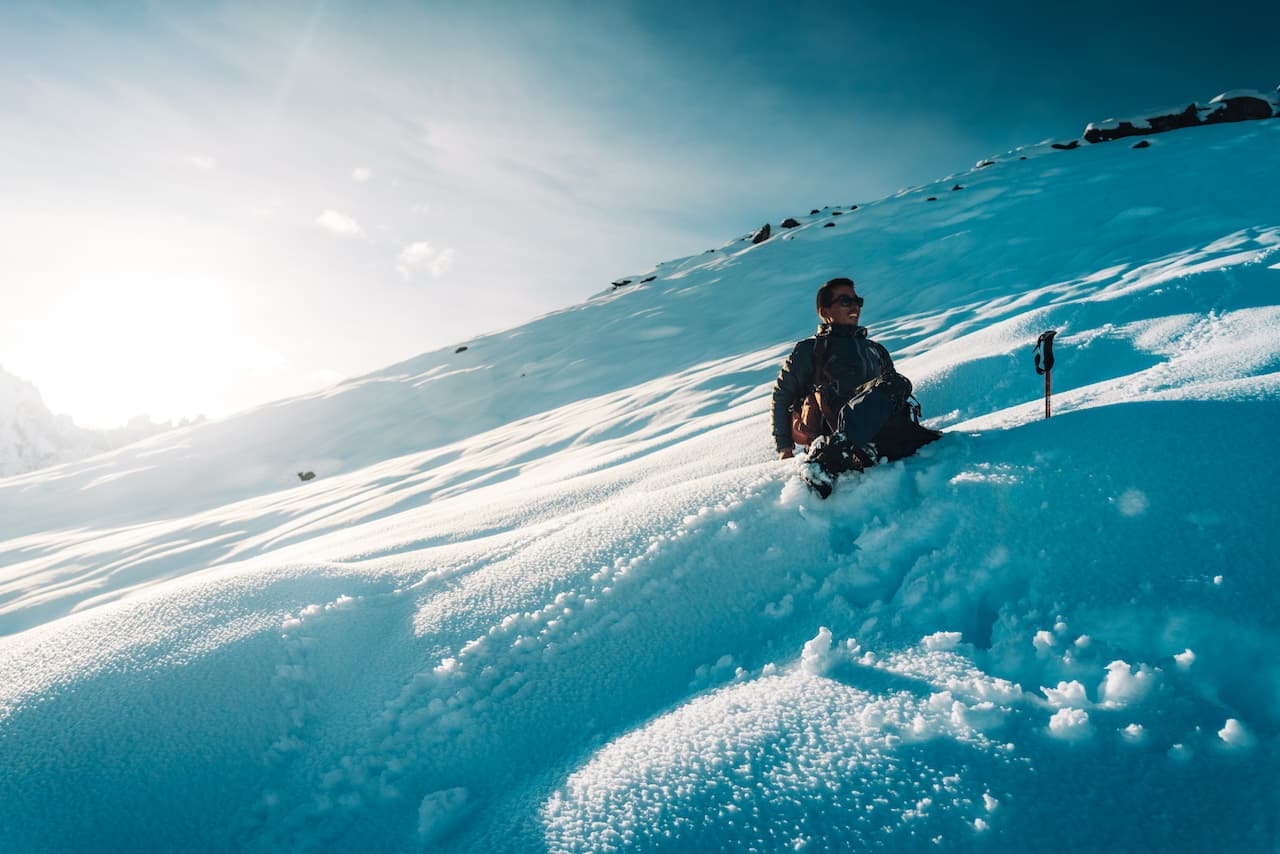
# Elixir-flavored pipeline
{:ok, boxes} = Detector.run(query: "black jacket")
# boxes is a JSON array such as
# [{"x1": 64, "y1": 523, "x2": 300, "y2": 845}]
[{"x1": 771, "y1": 323, "x2": 895, "y2": 452}]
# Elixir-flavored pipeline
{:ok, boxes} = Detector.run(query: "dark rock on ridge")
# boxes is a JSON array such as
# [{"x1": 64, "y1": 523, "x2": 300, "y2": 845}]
[{"x1": 1083, "y1": 88, "x2": 1279, "y2": 144}]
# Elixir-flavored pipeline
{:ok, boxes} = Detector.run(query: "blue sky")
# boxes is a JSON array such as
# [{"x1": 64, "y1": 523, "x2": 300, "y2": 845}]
[{"x1": 2, "y1": 0, "x2": 1276, "y2": 427}]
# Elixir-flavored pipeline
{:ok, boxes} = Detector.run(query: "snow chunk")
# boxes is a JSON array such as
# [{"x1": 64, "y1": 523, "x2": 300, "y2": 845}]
[
  {"x1": 1174, "y1": 649, "x2": 1195, "y2": 670},
  {"x1": 1218, "y1": 718, "x2": 1256, "y2": 749},
  {"x1": 1121, "y1": 723, "x2": 1147, "y2": 744},
  {"x1": 953, "y1": 700, "x2": 1007, "y2": 731},
  {"x1": 1098, "y1": 660, "x2": 1158, "y2": 708},
  {"x1": 1048, "y1": 708, "x2": 1092, "y2": 740},
  {"x1": 1041, "y1": 680, "x2": 1089, "y2": 709},
  {"x1": 922, "y1": 631, "x2": 963, "y2": 651},
  {"x1": 1032, "y1": 630, "x2": 1056, "y2": 652},
  {"x1": 983, "y1": 793, "x2": 999, "y2": 812},
  {"x1": 801, "y1": 627, "x2": 835, "y2": 675}
]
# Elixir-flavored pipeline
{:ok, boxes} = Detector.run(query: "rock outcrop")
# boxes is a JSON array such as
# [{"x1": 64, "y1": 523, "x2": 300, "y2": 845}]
[{"x1": 1083, "y1": 88, "x2": 1279, "y2": 144}]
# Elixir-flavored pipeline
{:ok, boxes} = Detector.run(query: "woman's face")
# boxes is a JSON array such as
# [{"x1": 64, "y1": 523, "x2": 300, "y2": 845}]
[{"x1": 820, "y1": 285, "x2": 862, "y2": 326}]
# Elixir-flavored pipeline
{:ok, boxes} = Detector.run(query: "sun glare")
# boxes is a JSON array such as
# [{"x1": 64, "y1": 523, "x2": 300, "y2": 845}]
[{"x1": 40, "y1": 272, "x2": 251, "y2": 429}]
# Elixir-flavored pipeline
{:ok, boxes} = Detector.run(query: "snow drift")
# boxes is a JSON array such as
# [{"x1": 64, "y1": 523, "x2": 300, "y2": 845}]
[{"x1": 2, "y1": 116, "x2": 1278, "y2": 853}]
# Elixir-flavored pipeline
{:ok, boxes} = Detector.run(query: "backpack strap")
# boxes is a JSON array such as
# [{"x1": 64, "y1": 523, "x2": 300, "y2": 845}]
[
  {"x1": 808, "y1": 338, "x2": 841, "y2": 434},
  {"x1": 906, "y1": 392, "x2": 923, "y2": 423},
  {"x1": 808, "y1": 337, "x2": 830, "y2": 392}
]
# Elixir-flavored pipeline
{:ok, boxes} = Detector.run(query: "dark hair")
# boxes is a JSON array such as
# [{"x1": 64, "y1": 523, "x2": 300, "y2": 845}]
[{"x1": 816, "y1": 277, "x2": 858, "y2": 312}]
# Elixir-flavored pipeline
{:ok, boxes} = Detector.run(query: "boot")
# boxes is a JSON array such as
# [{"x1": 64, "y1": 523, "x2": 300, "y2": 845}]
[
  {"x1": 850, "y1": 442, "x2": 879, "y2": 470},
  {"x1": 809, "y1": 434, "x2": 877, "y2": 475},
  {"x1": 807, "y1": 433, "x2": 851, "y2": 476},
  {"x1": 799, "y1": 459, "x2": 835, "y2": 499},
  {"x1": 801, "y1": 435, "x2": 876, "y2": 498}
]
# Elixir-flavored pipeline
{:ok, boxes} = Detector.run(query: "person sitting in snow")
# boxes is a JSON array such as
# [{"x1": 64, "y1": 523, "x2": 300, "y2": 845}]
[{"x1": 772, "y1": 277, "x2": 941, "y2": 497}]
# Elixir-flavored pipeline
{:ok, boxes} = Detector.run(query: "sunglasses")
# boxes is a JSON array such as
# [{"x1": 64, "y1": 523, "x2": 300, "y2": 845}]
[{"x1": 828, "y1": 294, "x2": 864, "y2": 308}]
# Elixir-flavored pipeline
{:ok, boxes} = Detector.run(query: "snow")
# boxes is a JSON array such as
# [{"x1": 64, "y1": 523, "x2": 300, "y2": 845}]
[
  {"x1": 1097, "y1": 660, "x2": 1159, "y2": 709},
  {"x1": 1048, "y1": 708, "x2": 1092, "y2": 740},
  {"x1": 418, "y1": 787, "x2": 473, "y2": 843},
  {"x1": 1218, "y1": 718, "x2": 1256, "y2": 750},
  {"x1": 1041, "y1": 680, "x2": 1089, "y2": 709},
  {"x1": 1, "y1": 119, "x2": 1279, "y2": 852}
]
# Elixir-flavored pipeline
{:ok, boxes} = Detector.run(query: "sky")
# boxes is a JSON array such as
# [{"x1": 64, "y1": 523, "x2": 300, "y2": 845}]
[{"x1": 1, "y1": 0, "x2": 1277, "y2": 428}]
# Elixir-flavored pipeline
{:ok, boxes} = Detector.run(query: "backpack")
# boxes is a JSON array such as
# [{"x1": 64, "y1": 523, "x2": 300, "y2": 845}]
[
  {"x1": 790, "y1": 338, "x2": 941, "y2": 456},
  {"x1": 871, "y1": 371, "x2": 943, "y2": 461},
  {"x1": 789, "y1": 338, "x2": 840, "y2": 446}
]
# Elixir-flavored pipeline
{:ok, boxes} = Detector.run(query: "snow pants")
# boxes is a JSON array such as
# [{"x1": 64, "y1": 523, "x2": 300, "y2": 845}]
[{"x1": 835, "y1": 381, "x2": 943, "y2": 462}]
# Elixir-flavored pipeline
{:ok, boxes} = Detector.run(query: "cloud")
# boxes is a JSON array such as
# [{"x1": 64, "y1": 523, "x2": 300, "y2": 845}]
[
  {"x1": 397, "y1": 242, "x2": 456, "y2": 278},
  {"x1": 315, "y1": 209, "x2": 363, "y2": 237},
  {"x1": 431, "y1": 248, "x2": 456, "y2": 277},
  {"x1": 184, "y1": 154, "x2": 217, "y2": 170},
  {"x1": 352, "y1": 167, "x2": 373, "y2": 182}
]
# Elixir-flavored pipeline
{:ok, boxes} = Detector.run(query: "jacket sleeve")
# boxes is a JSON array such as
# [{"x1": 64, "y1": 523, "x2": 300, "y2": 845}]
[{"x1": 771, "y1": 341, "x2": 812, "y2": 452}]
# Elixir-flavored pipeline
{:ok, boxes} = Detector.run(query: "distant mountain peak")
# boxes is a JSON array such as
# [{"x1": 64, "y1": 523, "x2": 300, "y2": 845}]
[{"x1": 0, "y1": 366, "x2": 174, "y2": 478}]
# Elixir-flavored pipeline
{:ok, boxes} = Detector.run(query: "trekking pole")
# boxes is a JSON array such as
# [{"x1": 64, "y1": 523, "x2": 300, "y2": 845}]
[{"x1": 1034, "y1": 330, "x2": 1057, "y2": 419}]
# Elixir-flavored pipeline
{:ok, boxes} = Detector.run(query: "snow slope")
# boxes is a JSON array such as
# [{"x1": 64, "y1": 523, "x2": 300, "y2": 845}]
[{"x1": 2, "y1": 118, "x2": 1279, "y2": 853}]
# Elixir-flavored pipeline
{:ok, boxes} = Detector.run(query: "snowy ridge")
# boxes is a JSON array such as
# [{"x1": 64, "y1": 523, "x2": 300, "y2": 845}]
[
  {"x1": 1, "y1": 119, "x2": 1279, "y2": 852},
  {"x1": 0, "y1": 364, "x2": 178, "y2": 477},
  {"x1": 0, "y1": 366, "x2": 70, "y2": 476}
]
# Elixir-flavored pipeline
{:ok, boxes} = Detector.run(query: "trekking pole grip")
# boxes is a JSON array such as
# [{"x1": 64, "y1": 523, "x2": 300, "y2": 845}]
[{"x1": 1034, "y1": 330, "x2": 1057, "y2": 419}]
